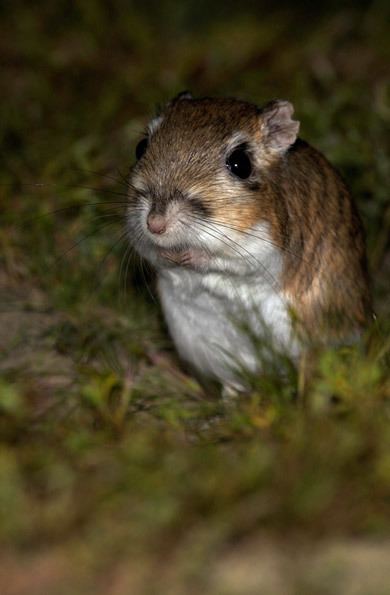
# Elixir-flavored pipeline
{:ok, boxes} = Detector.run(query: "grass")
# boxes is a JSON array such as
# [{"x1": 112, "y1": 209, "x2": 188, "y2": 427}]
[{"x1": 0, "y1": 1, "x2": 389, "y2": 593}]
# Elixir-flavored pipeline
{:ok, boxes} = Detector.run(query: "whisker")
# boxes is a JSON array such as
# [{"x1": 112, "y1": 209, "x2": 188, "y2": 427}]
[
  {"x1": 205, "y1": 216, "x2": 309, "y2": 266},
  {"x1": 70, "y1": 167, "x2": 128, "y2": 188},
  {"x1": 116, "y1": 167, "x2": 130, "y2": 187},
  {"x1": 124, "y1": 220, "x2": 158, "y2": 304},
  {"x1": 11, "y1": 202, "x2": 128, "y2": 229},
  {"x1": 189, "y1": 218, "x2": 253, "y2": 268},
  {"x1": 123, "y1": 248, "x2": 137, "y2": 304},
  {"x1": 53, "y1": 219, "x2": 119, "y2": 266},
  {"x1": 178, "y1": 218, "x2": 250, "y2": 307},
  {"x1": 1, "y1": 181, "x2": 130, "y2": 200},
  {"x1": 85, "y1": 212, "x2": 124, "y2": 224},
  {"x1": 187, "y1": 214, "x2": 282, "y2": 293},
  {"x1": 118, "y1": 242, "x2": 134, "y2": 305},
  {"x1": 85, "y1": 228, "x2": 130, "y2": 303},
  {"x1": 139, "y1": 252, "x2": 157, "y2": 304}
]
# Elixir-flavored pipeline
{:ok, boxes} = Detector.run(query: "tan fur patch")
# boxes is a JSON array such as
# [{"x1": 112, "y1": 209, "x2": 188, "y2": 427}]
[{"x1": 130, "y1": 96, "x2": 371, "y2": 341}]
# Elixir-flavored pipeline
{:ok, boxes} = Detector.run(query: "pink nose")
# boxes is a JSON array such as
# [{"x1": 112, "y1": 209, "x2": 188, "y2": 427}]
[{"x1": 147, "y1": 212, "x2": 167, "y2": 235}]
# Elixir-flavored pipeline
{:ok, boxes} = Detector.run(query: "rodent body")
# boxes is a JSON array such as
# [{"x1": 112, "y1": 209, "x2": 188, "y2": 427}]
[
  {"x1": 127, "y1": 93, "x2": 371, "y2": 386},
  {"x1": 158, "y1": 254, "x2": 295, "y2": 384}
]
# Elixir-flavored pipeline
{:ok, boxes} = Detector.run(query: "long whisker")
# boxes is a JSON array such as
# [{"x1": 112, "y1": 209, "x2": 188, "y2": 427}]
[
  {"x1": 84, "y1": 212, "x2": 124, "y2": 225},
  {"x1": 85, "y1": 228, "x2": 130, "y2": 302},
  {"x1": 178, "y1": 218, "x2": 246, "y2": 304},
  {"x1": 190, "y1": 219, "x2": 256, "y2": 272},
  {"x1": 70, "y1": 167, "x2": 129, "y2": 188},
  {"x1": 139, "y1": 252, "x2": 157, "y2": 304},
  {"x1": 116, "y1": 220, "x2": 149, "y2": 306},
  {"x1": 204, "y1": 216, "x2": 309, "y2": 266},
  {"x1": 1, "y1": 181, "x2": 131, "y2": 200},
  {"x1": 187, "y1": 214, "x2": 282, "y2": 293},
  {"x1": 53, "y1": 219, "x2": 119, "y2": 266},
  {"x1": 116, "y1": 167, "x2": 130, "y2": 187},
  {"x1": 10, "y1": 202, "x2": 128, "y2": 229},
  {"x1": 118, "y1": 242, "x2": 135, "y2": 305},
  {"x1": 124, "y1": 219, "x2": 158, "y2": 304},
  {"x1": 123, "y1": 248, "x2": 137, "y2": 304}
]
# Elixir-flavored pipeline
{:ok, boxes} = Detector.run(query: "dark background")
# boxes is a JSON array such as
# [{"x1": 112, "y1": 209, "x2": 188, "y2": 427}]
[{"x1": 0, "y1": 2, "x2": 389, "y2": 593}]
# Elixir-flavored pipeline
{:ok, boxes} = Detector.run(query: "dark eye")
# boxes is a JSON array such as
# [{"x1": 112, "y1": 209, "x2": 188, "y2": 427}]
[
  {"x1": 226, "y1": 148, "x2": 252, "y2": 179},
  {"x1": 135, "y1": 138, "x2": 148, "y2": 160}
]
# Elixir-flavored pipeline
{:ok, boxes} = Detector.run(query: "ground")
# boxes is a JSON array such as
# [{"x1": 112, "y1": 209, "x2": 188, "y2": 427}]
[{"x1": 0, "y1": 1, "x2": 389, "y2": 593}]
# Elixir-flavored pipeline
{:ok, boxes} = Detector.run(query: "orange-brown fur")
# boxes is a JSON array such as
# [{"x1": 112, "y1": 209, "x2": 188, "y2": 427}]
[
  {"x1": 274, "y1": 141, "x2": 372, "y2": 340},
  {"x1": 132, "y1": 95, "x2": 372, "y2": 342}
]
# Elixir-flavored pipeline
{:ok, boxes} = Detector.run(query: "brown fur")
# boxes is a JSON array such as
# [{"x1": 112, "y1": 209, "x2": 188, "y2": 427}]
[
  {"x1": 131, "y1": 95, "x2": 372, "y2": 342},
  {"x1": 273, "y1": 140, "x2": 372, "y2": 340}
]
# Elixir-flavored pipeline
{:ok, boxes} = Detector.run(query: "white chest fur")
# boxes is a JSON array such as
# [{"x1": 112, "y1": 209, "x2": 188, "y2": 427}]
[{"x1": 158, "y1": 265, "x2": 298, "y2": 385}]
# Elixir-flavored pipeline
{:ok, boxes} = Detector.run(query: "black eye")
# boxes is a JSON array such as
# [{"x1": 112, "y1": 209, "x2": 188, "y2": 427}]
[
  {"x1": 226, "y1": 148, "x2": 252, "y2": 179},
  {"x1": 135, "y1": 138, "x2": 148, "y2": 160}
]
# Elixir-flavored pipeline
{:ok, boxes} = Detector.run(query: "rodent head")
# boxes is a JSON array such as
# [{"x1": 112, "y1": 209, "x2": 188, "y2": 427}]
[{"x1": 127, "y1": 92, "x2": 299, "y2": 272}]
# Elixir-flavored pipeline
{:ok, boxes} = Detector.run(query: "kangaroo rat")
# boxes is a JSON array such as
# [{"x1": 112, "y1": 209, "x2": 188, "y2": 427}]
[{"x1": 126, "y1": 92, "x2": 371, "y2": 387}]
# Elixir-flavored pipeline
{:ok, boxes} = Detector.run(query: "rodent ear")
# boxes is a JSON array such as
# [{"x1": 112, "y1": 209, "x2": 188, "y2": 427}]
[
  {"x1": 155, "y1": 91, "x2": 193, "y2": 118},
  {"x1": 260, "y1": 100, "x2": 299, "y2": 152},
  {"x1": 169, "y1": 90, "x2": 193, "y2": 104}
]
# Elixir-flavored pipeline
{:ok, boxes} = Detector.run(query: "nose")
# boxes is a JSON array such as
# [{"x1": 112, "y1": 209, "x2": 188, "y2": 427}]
[{"x1": 147, "y1": 212, "x2": 167, "y2": 235}]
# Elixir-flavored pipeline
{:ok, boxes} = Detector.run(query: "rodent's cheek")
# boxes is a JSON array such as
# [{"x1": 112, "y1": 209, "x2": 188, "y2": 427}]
[
  {"x1": 193, "y1": 176, "x2": 262, "y2": 232},
  {"x1": 126, "y1": 216, "x2": 161, "y2": 267},
  {"x1": 209, "y1": 198, "x2": 261, "y2": 232},
  {"x1": 126, "y1": 200, "x2": 151, "y2": 244}
]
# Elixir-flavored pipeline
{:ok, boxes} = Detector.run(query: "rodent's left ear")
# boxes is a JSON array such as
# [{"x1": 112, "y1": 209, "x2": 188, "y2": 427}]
[
  {"x1": 169, "y1": 90, "x2": 193, "y2": 104},
  {"x1": 259, "y1": 100, "x2": 300, "y2": 152},
  {"x1": 156, "y1": 90, "x2": 193, "y2": 118}
]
